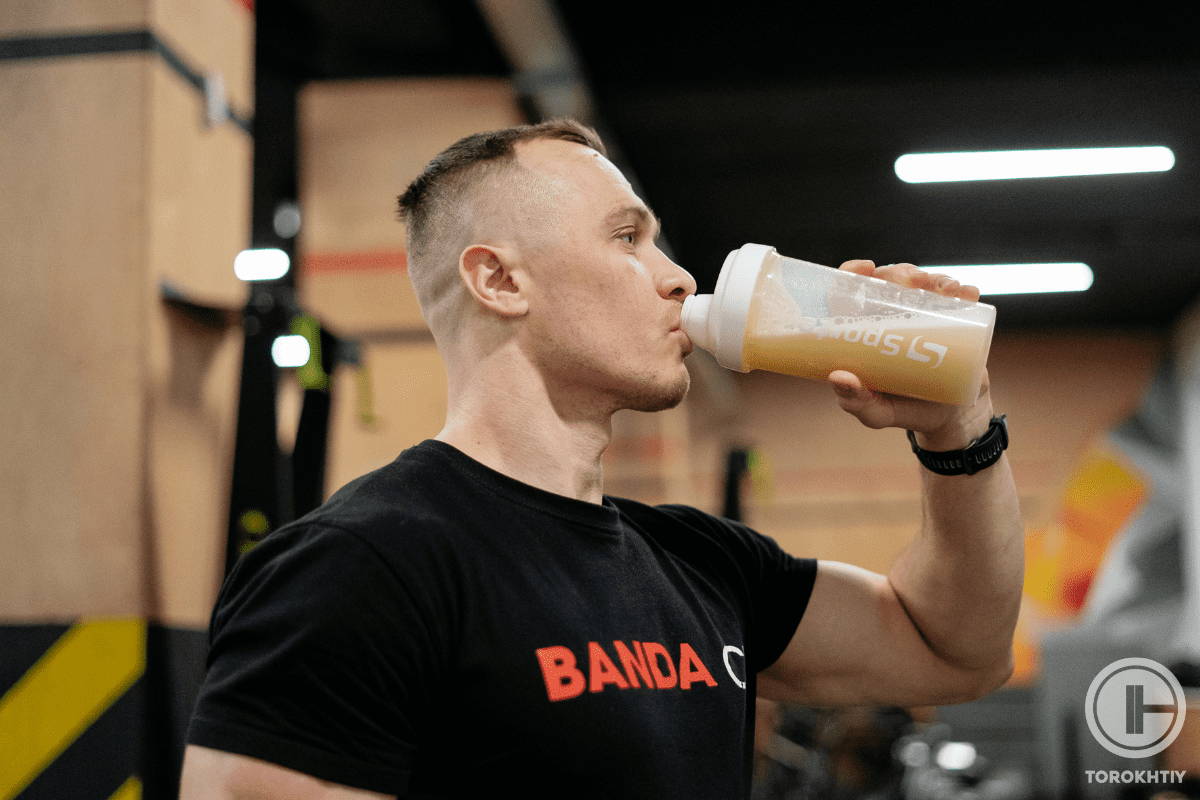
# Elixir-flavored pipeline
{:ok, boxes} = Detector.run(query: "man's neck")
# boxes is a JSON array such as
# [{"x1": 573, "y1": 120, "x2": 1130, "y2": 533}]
[{"x1": 434, "y1": 360, "x2": 614, "y2": 505}]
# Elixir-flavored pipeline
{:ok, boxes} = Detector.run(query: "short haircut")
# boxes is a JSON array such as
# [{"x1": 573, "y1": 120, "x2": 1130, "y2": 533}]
[{"x1": 396, "y1": 118, "x2": 607, "y2": 331}]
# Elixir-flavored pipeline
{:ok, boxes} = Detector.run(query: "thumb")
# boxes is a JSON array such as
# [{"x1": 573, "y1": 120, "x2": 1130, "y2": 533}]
[
  {"x1": 829, "y1": 370, "x2": 892, "y2": 428},
  {"x1": 829, "y1": 370, "x2": 869, "y2": 408}
]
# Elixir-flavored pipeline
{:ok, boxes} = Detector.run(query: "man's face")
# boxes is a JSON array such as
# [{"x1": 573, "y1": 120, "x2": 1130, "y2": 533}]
[{"x1": 511, "y1": 138, "x2": 698, "y2": 414}]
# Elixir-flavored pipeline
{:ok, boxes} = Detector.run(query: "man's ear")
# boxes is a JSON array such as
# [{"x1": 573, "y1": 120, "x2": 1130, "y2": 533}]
[{"x1": 458, "y1": 244, "x2": 529, "y2": 318}]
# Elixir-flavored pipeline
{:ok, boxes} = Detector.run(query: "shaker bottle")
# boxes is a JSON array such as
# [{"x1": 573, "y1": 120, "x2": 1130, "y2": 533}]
[{"x1": 680, "y1": 244, "x2": 997, "y2": 405}]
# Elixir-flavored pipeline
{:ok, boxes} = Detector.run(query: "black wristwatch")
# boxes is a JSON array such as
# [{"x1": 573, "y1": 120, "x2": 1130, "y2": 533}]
[{"x1": 906, "y1": 415, "x2": 1009, "y2": 476}]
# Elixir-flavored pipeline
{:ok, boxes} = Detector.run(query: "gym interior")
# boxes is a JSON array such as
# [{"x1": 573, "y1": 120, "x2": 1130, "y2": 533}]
[{"x1": 2, "y1": 2, "x2": 1198, "y2": 798}]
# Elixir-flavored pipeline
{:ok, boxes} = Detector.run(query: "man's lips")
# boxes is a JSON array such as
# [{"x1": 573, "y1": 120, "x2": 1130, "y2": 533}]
[{"x1": 670, "y1": 326, "x2": 693, "y2": 355}]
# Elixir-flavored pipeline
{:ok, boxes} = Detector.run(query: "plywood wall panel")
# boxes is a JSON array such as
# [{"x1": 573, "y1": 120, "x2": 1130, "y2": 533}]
[
  {"x1": 0, "y1": 0, "x2": 251, "y2": 112},
  {"x1": 299, "y1": 78, "x2": 523, "y2": 255},
  {"x1": 149, "y1": 0, "x2": 253, "y2": 113},
  {"x1": 146, "y1": 60, "x2": 251, "y2": 307},
  {"x1": 145, "y1": 311, "x2": 241, "y2": 626},
  {"x1": 324, "y1": 340, "x2": 449, "y2": 496},
  {"x1": 301, "y1": 269, "x2": 426, "y2": 335},
  {"x1": 0, "y1": 0, "x2": 147, "y2": 35},
  {"x1": 0, "y1": 55, "x2": 150, "y2": 620},
  {"x1": 144, "y1": 59, "x2": 250, "y2": 626},
  {"x1": 1, "y1": 1, "x2": 252, "y2": 624}
]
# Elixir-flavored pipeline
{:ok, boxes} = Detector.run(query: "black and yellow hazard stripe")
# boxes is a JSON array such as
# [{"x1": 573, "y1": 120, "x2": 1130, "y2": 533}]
[
  {"x1": 0, "y1": 621, "x2": 209, "y2": 800},
  {"x1": 0, "y1": 620, "x2": 144, "y2": 799}
]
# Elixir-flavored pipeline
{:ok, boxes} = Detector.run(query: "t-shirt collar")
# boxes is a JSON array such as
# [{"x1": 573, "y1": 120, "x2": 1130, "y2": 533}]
[{"x1": 407, "y1": 439, "x2": 624, "y2": 533}]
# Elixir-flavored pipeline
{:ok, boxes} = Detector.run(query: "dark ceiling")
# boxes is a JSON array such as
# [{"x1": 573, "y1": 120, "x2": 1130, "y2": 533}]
[{"x1": 266, "y1": 0, "x2": 1200, "y2": 330}]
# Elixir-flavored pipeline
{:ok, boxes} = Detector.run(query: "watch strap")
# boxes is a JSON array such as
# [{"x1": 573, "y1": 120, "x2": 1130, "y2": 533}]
[{"x1": 907, "y1": 414, "x2": 1009, "y2": 476}]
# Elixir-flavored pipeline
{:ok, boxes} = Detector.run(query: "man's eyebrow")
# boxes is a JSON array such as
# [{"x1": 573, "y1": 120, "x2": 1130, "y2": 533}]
[{"x1": 604, "y1": 205, "x2": 663, "y2": 239}]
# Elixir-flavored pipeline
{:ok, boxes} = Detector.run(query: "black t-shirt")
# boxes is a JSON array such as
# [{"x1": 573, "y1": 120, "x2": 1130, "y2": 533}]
[{"x1": 187, "y1": 439, "x2": 818, "y2": 798}]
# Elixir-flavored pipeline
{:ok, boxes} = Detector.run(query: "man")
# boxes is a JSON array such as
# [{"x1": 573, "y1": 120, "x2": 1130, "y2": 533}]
[{"x1": 181, "y1": 119, "x2": 1022, "y2": 799}]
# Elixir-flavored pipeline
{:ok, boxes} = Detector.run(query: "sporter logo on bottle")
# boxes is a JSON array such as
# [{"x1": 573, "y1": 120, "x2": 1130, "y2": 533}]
[{"x1": 813, "y1": 319, "x2": 949, "y2": 368}]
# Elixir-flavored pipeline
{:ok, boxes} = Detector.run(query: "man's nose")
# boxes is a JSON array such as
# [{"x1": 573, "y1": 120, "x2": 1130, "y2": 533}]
[{"x1": 658, "y1": 254, "x2": 698, "y2": 300}]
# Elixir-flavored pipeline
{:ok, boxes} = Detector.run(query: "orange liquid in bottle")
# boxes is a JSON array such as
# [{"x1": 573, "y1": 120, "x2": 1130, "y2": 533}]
[{"x1": 741, "y1": 297, "x2": 991, "y2": 405}]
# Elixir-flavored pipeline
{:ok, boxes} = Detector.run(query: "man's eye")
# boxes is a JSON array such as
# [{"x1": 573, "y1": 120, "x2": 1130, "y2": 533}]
[{"x1": 619, "y1": 231, "x2": 636, "y2": 245}]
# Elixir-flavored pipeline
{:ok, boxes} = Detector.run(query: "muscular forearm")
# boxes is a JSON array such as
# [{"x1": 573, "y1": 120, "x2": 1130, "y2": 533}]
[
  {"x1": 824, "y1": 262, "x2": 1023, "y2": 689},
  {"x1": 887, "y1": 411, "x2": 1024, "y2": 674}
]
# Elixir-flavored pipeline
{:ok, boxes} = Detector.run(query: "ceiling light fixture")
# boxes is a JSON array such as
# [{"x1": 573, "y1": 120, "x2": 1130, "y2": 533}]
[
  {"x1": 271, "y1": 334, "x2": 311, "y2": 368},
  {"x1": 234, "y1": 248, "x2": 290, "y2": 281},
  {"x1": 918, "y1": 263, "x2": 1094, "y2": 295},
  {"x1": 895, "y1": 146, "x2": 1175, "y2": 183}
]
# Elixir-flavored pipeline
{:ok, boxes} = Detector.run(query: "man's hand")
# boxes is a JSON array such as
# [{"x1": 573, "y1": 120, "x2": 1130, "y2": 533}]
[{"x1": 828, "y1": 259, "x2": 992, "y2": 450}]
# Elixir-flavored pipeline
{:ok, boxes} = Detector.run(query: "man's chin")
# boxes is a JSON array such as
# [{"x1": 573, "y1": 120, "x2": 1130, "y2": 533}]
[{"x1": 624, "y1": 374, "x2": 690, "y2": 413}]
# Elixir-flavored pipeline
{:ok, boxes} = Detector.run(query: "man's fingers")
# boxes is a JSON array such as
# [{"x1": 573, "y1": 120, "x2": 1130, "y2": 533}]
[
  {"x1": 838, "y1": 260, "x2": 983, "y2": 301},
  {"x1": 928, "y1": 275, "x2": 981, "y2": 301},
  {"x1": 874, "y1": 263, "x2": 928, "y2": 289},
  {"x1": 837, "y1": 259, "x2": 876, "y2": 276},
  {"x1": 956, "y1": 283, "x2": 982, "y2": 302},
  {"x1": 888, "y1": 265, "x2": 983, "y2": 302},
  {"x1": 931, "y1": 274, "x2": 982, "y2": 302}
]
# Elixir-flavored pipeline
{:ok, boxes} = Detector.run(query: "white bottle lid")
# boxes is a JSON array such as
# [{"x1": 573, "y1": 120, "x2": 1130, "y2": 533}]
[{"x1": 681, "y1": 243, "x2": 775, "y2": 371}]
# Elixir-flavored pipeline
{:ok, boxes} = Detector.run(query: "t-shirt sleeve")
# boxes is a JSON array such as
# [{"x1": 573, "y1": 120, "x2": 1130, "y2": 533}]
[
  {"x1": 656, "y1": 504, "x2": 818, "y2": 674},
  {"x1": 186, "y1": 522, "x2": 447, "y2": 796}
]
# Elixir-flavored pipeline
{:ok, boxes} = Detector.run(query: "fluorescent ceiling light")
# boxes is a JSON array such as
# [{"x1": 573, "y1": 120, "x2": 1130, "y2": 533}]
[
  {"x1": 271, "y1": 335, "x2": 311, "y2": 368},
  {"x1": 234, "y1": 248, "x2": 290, "y2": 281},
  {"x1": 895, "y1": 146, "x2": 1175, "y2": 183},
  {"x1": 917, "y1": 263, "x2": 1093, "y2": 295}
]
